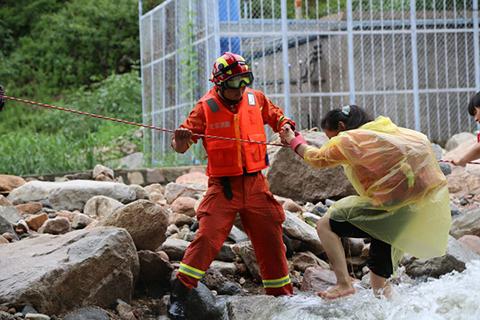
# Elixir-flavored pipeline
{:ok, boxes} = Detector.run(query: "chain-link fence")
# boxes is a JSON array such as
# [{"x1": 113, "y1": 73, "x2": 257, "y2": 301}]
[{"x1": 139, "y1": 0, "x2": 480, "y2": 165}]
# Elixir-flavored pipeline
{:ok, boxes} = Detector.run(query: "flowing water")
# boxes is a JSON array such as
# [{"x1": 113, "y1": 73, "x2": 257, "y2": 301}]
[{"x1": 232, "y1": 260, "x2": 480, "y2": 320}]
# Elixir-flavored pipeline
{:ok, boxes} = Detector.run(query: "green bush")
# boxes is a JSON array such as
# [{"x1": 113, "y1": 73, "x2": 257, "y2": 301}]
[
  {"x1": 0, "y1": 70, "x2": 143, "y2": 175},
  {"x1": 0, "y1": 0, "x2": 139, "y2": 97}
]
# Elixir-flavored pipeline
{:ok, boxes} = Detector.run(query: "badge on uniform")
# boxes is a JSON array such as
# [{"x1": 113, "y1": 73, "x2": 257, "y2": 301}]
[{"x1": 247, "y1": 92, "x2": 256, "y2": 106}]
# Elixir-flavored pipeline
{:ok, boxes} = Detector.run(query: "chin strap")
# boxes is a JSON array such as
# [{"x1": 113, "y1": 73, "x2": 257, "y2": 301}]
[{"x1": 217, "y1": 87, "x2": 242, "y2": 106}]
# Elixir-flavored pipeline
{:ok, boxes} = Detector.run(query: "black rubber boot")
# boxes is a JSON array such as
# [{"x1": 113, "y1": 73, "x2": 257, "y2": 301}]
[{"x1": 168, "y1": 278, "x2": 191, "y2": 320}]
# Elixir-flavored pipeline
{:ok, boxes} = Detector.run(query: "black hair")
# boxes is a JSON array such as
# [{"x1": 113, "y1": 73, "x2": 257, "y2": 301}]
[
  {"x1": 468, "y1": 92, "x2": 480, "y2": 116},
  {"x1": 320, "y1": 104, "x2": 373, "y2": 131}
]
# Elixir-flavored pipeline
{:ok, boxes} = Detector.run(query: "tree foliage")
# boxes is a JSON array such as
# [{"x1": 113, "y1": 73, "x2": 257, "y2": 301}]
[{"x1": 0, "y1": 0, "x2": 139, "y2": 97}]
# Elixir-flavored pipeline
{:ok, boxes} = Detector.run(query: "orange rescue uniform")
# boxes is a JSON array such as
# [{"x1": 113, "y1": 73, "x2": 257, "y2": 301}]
[{"x1": 175, "y1": 87, "x2": 294, "y2": 296}]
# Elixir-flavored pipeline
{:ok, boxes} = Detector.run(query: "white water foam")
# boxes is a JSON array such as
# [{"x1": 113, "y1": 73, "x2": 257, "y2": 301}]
[{"x1": 266, "y1": 260, "x2": 480, "y2": 320}]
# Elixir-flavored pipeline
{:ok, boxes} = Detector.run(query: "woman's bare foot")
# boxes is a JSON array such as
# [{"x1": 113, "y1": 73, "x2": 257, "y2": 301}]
[
  {"x1": 373, "y1": 282, "x2": 392, "y2": 299},
  {"x1": 317, "y1": 284, "x2": 356, "y2": 300}
]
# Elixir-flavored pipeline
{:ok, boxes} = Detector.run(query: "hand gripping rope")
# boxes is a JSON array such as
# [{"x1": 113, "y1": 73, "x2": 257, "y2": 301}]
[{"x1": 0, "y1": 94, "x2": 285, "y2": 147}]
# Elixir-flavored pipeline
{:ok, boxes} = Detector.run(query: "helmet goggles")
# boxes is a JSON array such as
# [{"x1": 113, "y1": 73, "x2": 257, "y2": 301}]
[{"x1": 223, "y1": 73, "x2": 254, "y2": 89}]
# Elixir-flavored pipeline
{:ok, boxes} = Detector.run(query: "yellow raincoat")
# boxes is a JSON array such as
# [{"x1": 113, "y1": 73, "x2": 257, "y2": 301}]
[{"x1": 304, "y1": 116, "x2": 451, "y2": 269}]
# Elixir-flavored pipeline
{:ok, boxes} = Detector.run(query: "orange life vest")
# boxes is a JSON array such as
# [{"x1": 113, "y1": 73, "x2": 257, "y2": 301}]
[{"x1": 200, "y1": 88, "x2": 268, "y2": 177}]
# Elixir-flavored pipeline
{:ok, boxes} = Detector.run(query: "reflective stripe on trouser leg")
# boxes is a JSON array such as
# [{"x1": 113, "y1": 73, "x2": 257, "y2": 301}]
[
  {"x1": 262, "y1": 275, "x2": 292, "y2": 288},
  {"x1": 239, "y1": 175, "x2": 293, "y2": 296},
  {"x1": 178, "y1": 185, "x2": 239, "y2": 289},
  {"x1": 178, "y1": 262, "x2": 206, "y2": 280}
]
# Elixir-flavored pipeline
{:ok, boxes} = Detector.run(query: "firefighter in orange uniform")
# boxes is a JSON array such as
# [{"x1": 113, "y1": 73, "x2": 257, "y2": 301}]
[{"x1": 169, "y1": 52, "x2": 295, "y2": 318}]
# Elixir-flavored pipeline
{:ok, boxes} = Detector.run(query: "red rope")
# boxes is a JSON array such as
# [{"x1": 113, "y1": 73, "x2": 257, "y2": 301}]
[{"x1": 1, "y1": 95, "x2": 285, "y2": 147}]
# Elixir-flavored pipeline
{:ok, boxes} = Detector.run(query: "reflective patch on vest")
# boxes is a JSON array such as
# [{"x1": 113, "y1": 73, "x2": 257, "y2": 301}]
[
  {"x1": 206, "y1": 98, "x2": 219, "y2": 112},
  {"x1": 209, "y1": 121, "x2": 231, "y2": 129},
  {"x1": 247, "y1": 92, "x2": 256, "y2": 106}
]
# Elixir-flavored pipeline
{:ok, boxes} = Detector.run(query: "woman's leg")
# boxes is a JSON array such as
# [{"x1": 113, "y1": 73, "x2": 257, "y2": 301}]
[
  {"x1": 316, "y1": 217, "x2": 355, "y2": 299},
  {"x1": 368, "y1": 239, "x2": 393, "y2": 298}
]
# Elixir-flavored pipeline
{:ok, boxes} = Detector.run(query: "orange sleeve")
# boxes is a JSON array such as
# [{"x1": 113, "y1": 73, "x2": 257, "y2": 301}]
[
  {"x1": 178, "y1": 101, "x2": 206, "y2": 144},
  {"x1": 258, "y1": 91, "x2": 296, "y2": 132}
]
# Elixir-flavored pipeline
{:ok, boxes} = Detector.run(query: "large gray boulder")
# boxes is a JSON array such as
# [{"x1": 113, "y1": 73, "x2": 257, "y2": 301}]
[
  {"x1": 267, "y1": 131, "x2": 356, "y2": 202},
  {"x1": 7, "y1": 180, "x2": 139, "y2": 211},
  {"x1": 99, "y1": 200, "x2": 169, "y2": 251},
  {"x1": 403, "y1": 236, "x2": 480, "y2": 278},
  {"x1": 0, "y1": 227, "x2": 139, "y2": 315}
]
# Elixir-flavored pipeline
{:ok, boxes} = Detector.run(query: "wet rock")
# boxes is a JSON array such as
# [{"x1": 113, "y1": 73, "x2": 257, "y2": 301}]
[
  {"x1": 21, "y1": 305, "x2": 37, "y2": 315},
  {"x1": 0, "y1": 235, "x2": 9, "y2": 244},
  {"x1": 450, "y1": 203, "x2": 462, "y2": 217},
  {"x1": 83, "y1": 196, "x2": 124, "y2": 220},
  {"x1": 144, "y1": 184, "x2": 165, "y2": 204},
  {"x1": 137, "y1": 250, "x2": 174, "y2": 296},
  {"x1": 7, "y1": 180, "x2": 139, "y2": 211},
  {"x1": 116, "y1": 299, "x2": 137, "y2": 320},
  {"x1": 232, "y1": 241, "x2": 260, "y2": 281},
  {"x1": 0, "y1": 195, "x2": 13, "y2": 206},
  {"x1": 160, "y1": 238, "x2": 190, "y2": 261},
  {"x1": 216, "y1": 243, "x2": 236, "y2": 262},
  {"x1": 38, "y1": 217, "x2": 71, "y2": 235},
  {"x1": 71, "y1": 213, "x2": 94, "y2": 229},
  {"x1": 0, "y1": 227, "x2": 139, "y2": 315},
  {"x1": 63, "y1": 306, "x2": 111, "y2": 320},
  {"x1": 439, "y1": 162, "x2": 452, "y2": 176},
  {"x1": 25, "y1": 313, "x2": 50, "y2": 320},
  {"x1": 343, "y1": 238, "x2": 365, "y2": 257},
  {"x1": 145, "y1": 169, "x2": 166, "y2": 185},
  {"x1": 300, "y1": 266, "x2": 336, "y2": 292},
  {"x1": 181, "y1": 282, "x2": 225, "y2": 320},
  {"x1": 164, "y1": 183, "x2": 207, "y2": 204},
  {"x1": 15, "y1": 202, "x2": 43, "y2": 215},
  {"x1": 2, "y1": 232, "x2": 16, "y2": 242},
  {"x1": 291, "y1": 251, "x2": 330, "y2": 272},
  {"x1": 210, "y1": 261, "x2": 237, "y2": 276},
  {"x1": 404, "y1": 236, "x2": 480, "y2": 278},
  {"x1": 282, "y1": 199, "x2": 304, "y2": 213},
  {"x1": 55, "y1": 210, "x2": 75, "y2": 222},
  {"x1": 0, "y1": 216, "x2": 18, "y2": 241},
  {"x1": 92, "y1": 165, "x2": 114, "y2": 181},
  {"x1": 283, "y1": 211, "x2": 324, "y2": 255},
  {"x1": 171, "y1": 197, "x2": 197, "y2": 217},
  {"x1": 450, "y1": 207, "x2": 480, "y2": 239},
  {"x1": 227, "y1": 226, "x2": 249, "y2": 243},
  {"x1": 99, "y1": 200, "x2": 169, "y2": 251},
  {"x1": 458, "y1": 235, "x2": 480, "y2": 255},
  {"x1": 0, "y1": 206, "x2": 21, "y2": 224},
  {"x1": 176, "y1": 172, "x2": 208, "y2": 187},
  {"x1": 174, "y1": 213, "x2": 195, "y2": 228},
  {"x1": 14, "y1": 219, "x2": 29, "y2": 234},
  {"x1": 0, "y1": 175, "x2": 26, "y2": 194},
  {"x1": 267, "y1": 131, "x2": 355, "y2": 202},
  {"x1": 447, "y1": 169, "x2": 480, "y2": 197},
  {"x1": 202, "y1": 269, "x2": 242, "y2": 295}
]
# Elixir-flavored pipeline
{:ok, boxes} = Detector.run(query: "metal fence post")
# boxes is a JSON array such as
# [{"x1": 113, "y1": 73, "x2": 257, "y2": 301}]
[
  {"x1": 280, "y1": 0, "x2": 291, "y2": 117},
  {"x1": 410, "y1": 0, "x2": 420, "y2": 131},
  {"x1": 347, "y1": 0, "x2": 356, "y2": 105},
  {"x1": 474, "y1": 0, "x2": 480, "y2": 92},
  {"x1": 138, "y1": 0, "x2": 149, "y2": 164}
]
